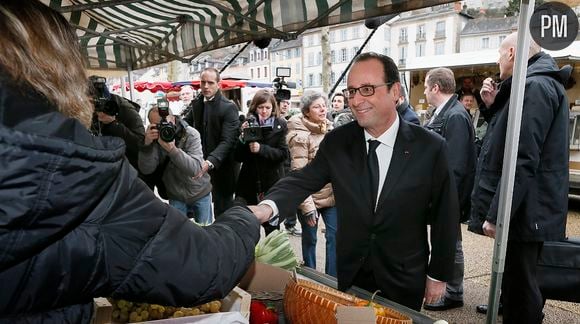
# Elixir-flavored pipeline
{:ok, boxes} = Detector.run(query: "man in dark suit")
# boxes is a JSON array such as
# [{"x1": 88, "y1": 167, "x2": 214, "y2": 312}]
[
  {"x1": 422, "y1": 68, "x2": 476, "y2": 311},
  {"x1": 183, "y1": 68, "x2": 240, "y2": 216},
  {"x1": 250, "y1": 52, "x2": 460, "y2": 311}
]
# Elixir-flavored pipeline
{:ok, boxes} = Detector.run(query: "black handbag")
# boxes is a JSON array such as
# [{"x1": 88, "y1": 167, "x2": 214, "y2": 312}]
[{"x1": 538, "y1": 237, "x2": 580, "y2": 302}]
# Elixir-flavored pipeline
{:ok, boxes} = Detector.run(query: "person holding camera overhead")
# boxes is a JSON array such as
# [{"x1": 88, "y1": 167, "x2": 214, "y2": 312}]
[
  {"x1": 139, "y1": 103, "x2": 213, "y2": 225},
  {"x1": 88, "y1": 75, "x2": 145, "y2": 171},
  {"x1": 287, "y1": 91, "x2": 337, "y2": 277},
  {"x1": 234, "y1": 90, "x2": 289, "y2": 236}
]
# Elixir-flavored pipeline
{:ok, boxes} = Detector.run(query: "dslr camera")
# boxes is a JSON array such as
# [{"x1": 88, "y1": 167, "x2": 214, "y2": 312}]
[
  {"x1": 273, "y1": 67, "x2": 292, "y2": 102},
  {"x1": 89, "y1": 75, "x2": 119, "y2": 116},
  {"x1": 243, "y1": 115, "x2": 264, "y2": 142},
  {"x1": 155, "y1": 97, "x2": 177, "y2": 142}
]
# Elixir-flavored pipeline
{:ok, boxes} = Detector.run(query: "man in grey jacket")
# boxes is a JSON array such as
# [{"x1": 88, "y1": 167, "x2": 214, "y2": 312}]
[{"x1": 139, "y1": 107, "x2": 213, "y2": 224}]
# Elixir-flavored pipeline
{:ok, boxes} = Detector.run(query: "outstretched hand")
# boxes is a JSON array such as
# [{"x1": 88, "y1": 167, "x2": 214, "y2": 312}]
[{"x1": 248, "y1": 204, "x2": 273, "y2": 224}]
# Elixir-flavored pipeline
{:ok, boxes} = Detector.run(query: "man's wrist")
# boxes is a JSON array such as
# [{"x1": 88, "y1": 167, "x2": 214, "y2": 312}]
[{"x1": 206, "y1": 160, "x2": 214, "y2": 170}]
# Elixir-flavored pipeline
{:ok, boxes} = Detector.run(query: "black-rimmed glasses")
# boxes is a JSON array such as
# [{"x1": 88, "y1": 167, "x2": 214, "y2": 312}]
[{"x1": 342, "y1": 82, "x2": 394, "y2": 99}]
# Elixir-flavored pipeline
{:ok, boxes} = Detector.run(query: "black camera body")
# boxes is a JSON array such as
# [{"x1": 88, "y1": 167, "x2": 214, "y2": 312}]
[
  {"x1": 156, "y1": 97, "x2": 177, "y2": 142},
  {"x1": 89, "y1": 76, "x2": 119, "y2": 116},
  {"x1": 243, "y1": 115, "x2": 264, "y2": 142},
  {"x1": 273, "y1": 67, "x2": 292, "y2": 102}
]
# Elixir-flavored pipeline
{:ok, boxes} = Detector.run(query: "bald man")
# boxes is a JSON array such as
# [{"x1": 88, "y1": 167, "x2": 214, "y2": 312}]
[{"x1": 468, "y1": 33, "x2": 571, "y2": 323}]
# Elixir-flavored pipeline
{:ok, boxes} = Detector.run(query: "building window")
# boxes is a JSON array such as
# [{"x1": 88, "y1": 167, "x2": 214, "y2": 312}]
[
  {"x1": 352, "y1": 47, "x2": 359, "y2": 60},
  {"x1": 313, "y1": 34, "x2": 321, "y2": 46},
  {"x1": 250, "y1": 68, "x2": 254, "y2": 79},
  {"x1": 399, "y1": 46, "x2": 407, "y2": 66},
  {"x1": 435, "y1": 21, "x2": 446, "y2": 38},
  {"x1": 257, "y1": 51, "x2": 261, "y2": 61},
  {"x1": 340, "y1": 28, "x2": 348, "y2": 41},
  {"x1": 286, "y1": 49, "x2": 292, "y2": 59},
  {"x1": 307, "y1": 73, "x2": 314, "y2": 87},
  {"x1": 384, "y1": 28, "x2": 391, "y2": 42},
  {"x1": 330, "y1": 30, "x2": 336, "y2": 43},
  {"x1": 383, "y1": 47, "x2": 390, "y2": 56},
  {"x1": 352, "y1": 26, "x2": 360, "y2": 39},
  {"x1": 318, "y1": 73, "x2": 322, "y2": 86},
  {"x1": 295, "y1": 48, "x2": 301, "y2": 57},
  {"x1": 416, "y1": 43, "x2": 425, "y2": 57},
  {"x1": 257, "y1": 68, "x2": 260, "y2": 78},
  {"x1": 250, "y1": 52, "x2": 254, "y2": 62},
  {"x1": 331, "y1": 71, "x2": 336, "y2": 84},
  {"x1": 331, "y1": 50, "x2": 336, "y2": 63},
  {"x1": 482, "y1": 37, "x2": 489, "y2": 49},
  {"x1": 264, "y1": 50, "x2": 268, "y2": 60},
  {"x1": 435, "y1": 41, "x2": 445, "y2": 55},
  {"x1": 340, "y1": 74, "x2": 346, "y2": 85},
  {"x1": 417, "y1": 24, "x2": 426, "y2": 40},
  {"x1": 316, "y1": 51, "x2": 321, "y2": 65},
  {"x1": 399, "y1": 27, "x2": 408, "y2": 43},
  {"x1": 264, "y1": 67, "x2": 268, "y2": 78},
  {"x1": 340, "y1": 48, "x2": 347, "y2": 62}
]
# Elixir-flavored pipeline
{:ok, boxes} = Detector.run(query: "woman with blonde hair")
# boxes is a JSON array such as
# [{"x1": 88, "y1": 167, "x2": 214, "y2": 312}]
[
  {"x1": 287, "y1": 90, "x2": 337, "y2": 276},
  {"x1": 0, "y1": 2, "x2": 260, "y2": 321}
]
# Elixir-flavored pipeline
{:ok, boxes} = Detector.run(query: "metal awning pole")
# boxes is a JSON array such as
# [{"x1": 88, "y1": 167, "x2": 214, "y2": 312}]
[
  {"x1": 220, "y1": 41, "x2": 252, "y2": 74},
  {"x1": 486, "y1": 1, "x2": 535, "y2": 323},
  {"x1": 127, "y1": 51, "x2": 135, "y2": 101}
]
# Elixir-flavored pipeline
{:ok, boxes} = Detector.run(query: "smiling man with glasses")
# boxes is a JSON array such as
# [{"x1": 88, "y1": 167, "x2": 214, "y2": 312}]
[{"x1": 249, "y1": 52, "x2": 460, "y2": 312}]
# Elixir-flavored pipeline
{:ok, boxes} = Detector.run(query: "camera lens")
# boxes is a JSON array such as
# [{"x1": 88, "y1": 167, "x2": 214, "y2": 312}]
[{"x1": 158, "y1": 122, "x2": 176, "y2": 142}]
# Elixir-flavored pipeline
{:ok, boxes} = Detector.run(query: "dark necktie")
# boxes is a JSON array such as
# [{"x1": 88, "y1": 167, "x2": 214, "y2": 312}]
[{"x1": 367, "y1": 139, "x2": 380, "y2": 209}]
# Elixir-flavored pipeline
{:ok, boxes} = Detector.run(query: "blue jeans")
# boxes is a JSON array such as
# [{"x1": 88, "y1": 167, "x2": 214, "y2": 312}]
[
  {"x1": 298, "y1": 207, "x2": 337, "y2": 277},
  {"x1": 169, "y1": 193, "x2": 213, "y2": 225}
]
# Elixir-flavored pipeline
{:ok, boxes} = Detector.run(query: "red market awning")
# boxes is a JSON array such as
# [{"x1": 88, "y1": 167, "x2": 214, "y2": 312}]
[{"x1": 112, "y1": 81, "x2": 180, "y2": 93}]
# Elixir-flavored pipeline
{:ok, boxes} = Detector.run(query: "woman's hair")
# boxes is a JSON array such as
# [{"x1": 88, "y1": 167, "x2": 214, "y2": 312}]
[
  {"x1": 0, "y1": 1, "x2": 93, "y2": 127},
  {"x1": 248, "y1": 89, "x2": 279, "y2": 118},
  {"x1": 300, "y1": 91, "x2": 329, "y2": 115}
]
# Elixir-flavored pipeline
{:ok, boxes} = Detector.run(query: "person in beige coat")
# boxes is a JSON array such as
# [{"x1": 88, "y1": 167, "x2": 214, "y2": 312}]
[{"x1": 287, "y1": 91, "x2": 337, "y2": 276}]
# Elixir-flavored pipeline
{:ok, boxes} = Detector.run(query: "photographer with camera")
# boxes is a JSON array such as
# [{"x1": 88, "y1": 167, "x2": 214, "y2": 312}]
[
  {"x1": 234, "y1": 90, "x2": 289, "y2": 236},
  {"x1": 89, "y1": 75, "x2": 145, "y2": 171},
  {"x1": 139, "y1": 99, "x2": 213, "y2": 225}
]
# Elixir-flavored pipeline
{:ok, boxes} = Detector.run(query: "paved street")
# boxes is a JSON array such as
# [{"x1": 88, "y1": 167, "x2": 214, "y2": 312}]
[{"x1": 280, "y1": 197, "x2": 580, "y2": 323}]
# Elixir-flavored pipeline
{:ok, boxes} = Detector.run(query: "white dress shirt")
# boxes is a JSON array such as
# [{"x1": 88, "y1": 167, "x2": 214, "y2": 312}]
[
  {"x1": 365, "y1": 115, "x2": 399, "y2": 209},
  {"x1": 261, "y1": 115, "x2": 400, "y2": 218}
]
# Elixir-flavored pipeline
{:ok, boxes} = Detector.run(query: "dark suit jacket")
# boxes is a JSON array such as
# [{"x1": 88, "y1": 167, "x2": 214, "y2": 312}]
[
  {"x1": 265, "y1": 118, "x2": 460, "y2": 309},
  {"x1": 425, "y1": 95, "x2": 476, "y2": 222},
  {"x1": 184, "y1": 91, "x2": 240, "y2": 195}
]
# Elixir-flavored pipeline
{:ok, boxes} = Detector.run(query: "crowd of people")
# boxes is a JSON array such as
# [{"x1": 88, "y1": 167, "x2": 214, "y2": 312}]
[{"x1": 0, "y1": 2, "x2": 572, "y2": 323}]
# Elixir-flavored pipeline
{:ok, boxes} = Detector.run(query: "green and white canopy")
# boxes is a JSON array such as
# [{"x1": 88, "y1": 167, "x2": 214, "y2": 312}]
[{"x1": 43, "y1": 0, "x2": 454, "y2": 71}]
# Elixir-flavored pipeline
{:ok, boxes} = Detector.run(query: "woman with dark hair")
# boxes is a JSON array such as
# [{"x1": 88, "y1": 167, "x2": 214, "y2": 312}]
[
  {"x1": 234, "y1": 89, "x2": 289, "y2": 236},
  {"x1": 0, "y1": 2, "x2": 260, "y2": 322},
  {"x1": 287, "y1": 91, "x2": 337, "y2": 276}
]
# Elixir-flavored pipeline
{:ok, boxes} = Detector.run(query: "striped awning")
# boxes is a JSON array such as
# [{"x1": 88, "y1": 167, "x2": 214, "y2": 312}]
[{"x1": 43, "y1": 0, "x2": 455, "y2": 71}]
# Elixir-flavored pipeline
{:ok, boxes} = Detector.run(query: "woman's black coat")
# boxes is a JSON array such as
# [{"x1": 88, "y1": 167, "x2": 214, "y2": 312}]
[{"x1": 234, "y1": 116, "x2": 289, "y2": 204}]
